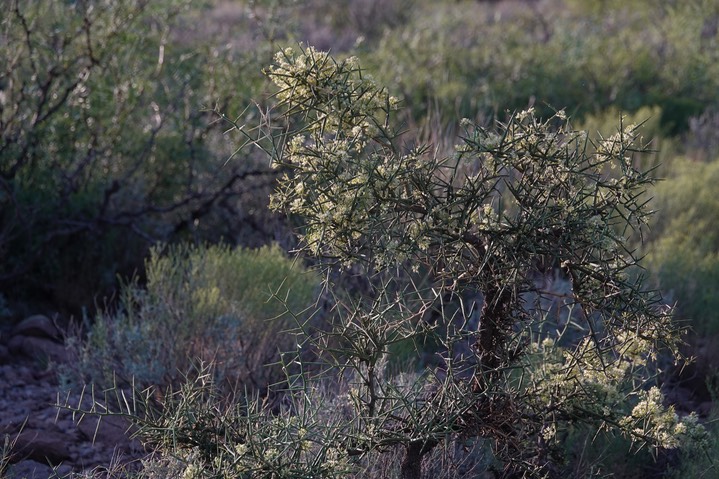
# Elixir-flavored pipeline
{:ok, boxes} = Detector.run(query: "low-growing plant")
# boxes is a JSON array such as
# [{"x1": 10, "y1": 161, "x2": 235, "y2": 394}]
[{"x1": 63, "y1": 242, "x2": 320, "y2": 392}]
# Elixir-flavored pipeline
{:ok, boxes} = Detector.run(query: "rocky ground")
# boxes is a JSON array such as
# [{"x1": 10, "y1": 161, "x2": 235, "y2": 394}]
[
  {"x1": 0, "y1": 313, "x2": 714, "y2": 479},
  {"x1": 0, "y1": 315, "x2": 145, "y2": 479}
]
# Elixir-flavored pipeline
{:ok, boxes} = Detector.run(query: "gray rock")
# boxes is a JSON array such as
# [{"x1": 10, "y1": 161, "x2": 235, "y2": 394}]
[
  {"x1": 76, "y1": 414, "x2": 138, "y2": 452},
  {"x1": 7, "y1": 335, "x2": 25, "y2": 355},
  {"x1": 11, "y1": 315, "x2": 60, "y2": 340},
  {"x1": 0, "y1": 344, "x2": 10, "y2": 363},
  {"x1": 6, "y1": 459, "x2": 55, "y2": 479},
  {"x1": 10, "y1": 336, "x2": 68, "y2": 364},
  {"x1": 9, "y1": 428, "x2": 72, "y2": 465},
  {"x1": 0, "y1": 323, "x2": 148, "y2": 476}
]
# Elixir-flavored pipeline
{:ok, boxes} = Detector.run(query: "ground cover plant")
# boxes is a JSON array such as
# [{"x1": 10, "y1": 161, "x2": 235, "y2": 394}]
[{"x1": 63, "y1": 46, "x2": 710, "y2": 479}]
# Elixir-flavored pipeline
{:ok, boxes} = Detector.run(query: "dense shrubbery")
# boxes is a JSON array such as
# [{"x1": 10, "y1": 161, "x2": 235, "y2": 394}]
[
  {"x1": 367, "y1": 0, "x2": 719, "y2": 131},
  {"x1": 0, "y1": 0, "x2": 278, "y2": 314},
  {"x1": 3, "y1": 0, "x2": 717, "y2": 324}
]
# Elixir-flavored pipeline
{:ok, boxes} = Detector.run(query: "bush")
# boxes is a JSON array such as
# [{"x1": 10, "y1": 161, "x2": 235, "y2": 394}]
[
  {"x1": 365, "y1": 0, "x2": 719, "y2": 131},
  {"x1": 63, "y1": 47, "x2": 709, "y2": 479},
  {"x1": 63, "y1": 242, "x2": 320, "y2": 391},
  {"x1": 645, "y1": 158, "x2": 719, "y2": 333},
  {"x1": 0, "y1": 0, "x2": 276, "y2": 314}
]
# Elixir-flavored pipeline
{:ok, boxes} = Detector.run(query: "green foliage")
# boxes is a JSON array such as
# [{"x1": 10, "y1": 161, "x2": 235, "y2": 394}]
[
  {"x1": 40, "y1": 1, "x2": 719, "y2": 476},
  {"x1": 63, "y1": 243, "x2": 319, "y2": 390},
  {"x1": 0, "y1": 0, "x2": 275, "y2": 313},
  {"x1": 645, "y1": 158, "x2": 719, "y2": 333},
  {"x1": 76, "y1": 47, "x2": 701, "y2": 479},
  {"x1": 302, "y1": 0, "x2": 413, "y2": 51},
  {"x1": 4, "y1": 0, "x2": 718, "y2": 321},
  {"x1": 365, "y1": 0, "x2": 719, "y2": 130}
]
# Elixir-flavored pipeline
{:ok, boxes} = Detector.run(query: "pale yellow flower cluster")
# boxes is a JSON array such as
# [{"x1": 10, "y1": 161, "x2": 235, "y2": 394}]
[
  {"x1": 529, "y1": 337, "x2": 625, "y2": 409},
  {"x1": 620, "y1": 387, "x2": 706, "y2": 449},
  {"x1": 267, "y1": 46, "x2": 426, "y2": 265},
  {"x1": 527, "y1": 321, "x2": 702, "y2": 450},
  {"x1": 596, "y1": 123, "x2": 637, "y2": 159},
  {"x1": 268, "y1": 46, "x2": 398, "y2": 140}
]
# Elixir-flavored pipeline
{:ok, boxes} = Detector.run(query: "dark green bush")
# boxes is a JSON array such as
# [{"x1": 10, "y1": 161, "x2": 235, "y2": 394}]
[{"x1": 0, "y1": 0, "x2": 276, "y2": 314}]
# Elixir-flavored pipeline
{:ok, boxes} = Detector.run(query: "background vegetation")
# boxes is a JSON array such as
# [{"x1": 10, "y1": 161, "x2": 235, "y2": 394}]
[
  {"x1": 61, "y1": 243, "x2": 319, "y2": 391},
  {"x1": 3, "y1": 0, "x2": 719, "y2": 477}
]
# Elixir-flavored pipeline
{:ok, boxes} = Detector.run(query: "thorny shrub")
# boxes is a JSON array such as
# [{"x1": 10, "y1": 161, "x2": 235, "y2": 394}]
[{"x1": 63, "y1": 46, "x2": 707, "y2": 479}]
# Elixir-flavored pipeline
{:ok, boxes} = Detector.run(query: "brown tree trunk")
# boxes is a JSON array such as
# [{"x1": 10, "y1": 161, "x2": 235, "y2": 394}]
[
  {"x1": 400, "y1": 439, "x2": 438, "y2": 479},
  {"x1": 400, "y1": 443, "x2": 423, "y2": 479},
  {"x1": 477, "y1": 288, "x2": 513, "y2": 375}
]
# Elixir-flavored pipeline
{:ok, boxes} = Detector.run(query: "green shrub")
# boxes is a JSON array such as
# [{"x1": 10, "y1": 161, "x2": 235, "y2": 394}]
[
  {"x1": 0, "y1": 0, "x2": 275, "y2": 314},
  {"x1": 365, "y1": 0, "x2": 719, "y2": 131},
  {"x1": 64, "y1": 243, "x2": 320, "y2": 391},
  {"x1": 62, "y1": 47, "x2": 710, "y2": 479},
  {"x1": 645, "y1": 158, "x2": 719, "y2": 333}
]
